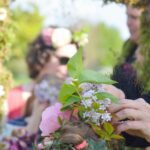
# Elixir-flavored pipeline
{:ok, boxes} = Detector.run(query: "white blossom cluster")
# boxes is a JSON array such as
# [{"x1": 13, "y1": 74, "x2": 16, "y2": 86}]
[
  {"x1": 0, "y1": 8, "x2": 7, "y2": 22},
  {"x1": 34, "y1": 79, "x2": 60, "y2": 104},
  {"x1": 80, "y1": 83, "x2": 112, "y2": 126},
  {"x1": 0, "y1": 85, "x2": 5, "y2": 97}
]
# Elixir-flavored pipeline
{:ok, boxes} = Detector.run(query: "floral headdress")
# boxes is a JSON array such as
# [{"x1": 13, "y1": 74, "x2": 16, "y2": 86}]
[{"x1": 41, "y1": 26, "x2": 89, "y2": 49}]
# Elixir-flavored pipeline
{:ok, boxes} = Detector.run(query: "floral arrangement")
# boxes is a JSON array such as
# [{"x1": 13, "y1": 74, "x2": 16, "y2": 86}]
[
  {"x1": 34, "y1": 75, "x2": 62, "y2": 104},
  {"x1": 38, "y1": 48, "x2": 124, "y2": 150}
]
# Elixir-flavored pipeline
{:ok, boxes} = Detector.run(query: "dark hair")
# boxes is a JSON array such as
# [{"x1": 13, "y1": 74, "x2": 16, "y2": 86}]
[{"x1": 26, "y1": 34, "x2": 55, "y2": 79}]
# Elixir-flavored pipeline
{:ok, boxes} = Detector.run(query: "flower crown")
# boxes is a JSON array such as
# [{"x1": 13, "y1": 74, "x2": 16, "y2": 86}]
[{"x1": 41, "y1": 27, "x2": 89, "y2": 49}]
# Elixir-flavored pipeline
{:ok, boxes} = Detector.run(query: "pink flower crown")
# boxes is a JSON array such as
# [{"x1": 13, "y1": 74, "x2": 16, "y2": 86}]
[{"x1": 41, "y1": 27, "x2": 88, "y2": 49}]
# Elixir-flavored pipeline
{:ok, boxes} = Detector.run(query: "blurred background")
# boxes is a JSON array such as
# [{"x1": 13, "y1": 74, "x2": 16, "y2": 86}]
[{"x1": 5, "y1": 0, "x2": 129, "y2": 86}]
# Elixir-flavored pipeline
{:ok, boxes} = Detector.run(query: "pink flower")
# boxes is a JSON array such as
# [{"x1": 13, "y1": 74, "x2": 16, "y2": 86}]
[
  {"x1": 42, "y1": 27, "x2": 54, "y2": 46},
  {"x1": 39, "y1": 103, "x2": 71, "y2": 136},
  {"x1": 75, "y1": 140, "x2": 88, "y2": 150}
]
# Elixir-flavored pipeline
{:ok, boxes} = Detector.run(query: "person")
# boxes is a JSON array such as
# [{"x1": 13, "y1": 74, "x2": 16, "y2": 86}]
[
  {"x1": 109, "y1": 99, "x2": 150, "y2": 143},
  {"x1": 1, "y1": 27, "x2": 79, "y2": 149},
  {"x1": 110, "y1": 6, "x2": 150, "y2": 148},
  {"x1": 7, "y1": 27, "x2": 77, "y2": 120}
]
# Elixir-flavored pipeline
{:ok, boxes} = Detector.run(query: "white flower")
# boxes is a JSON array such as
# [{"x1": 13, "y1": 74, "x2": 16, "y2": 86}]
[
  {"x1": 99, "y1": 104, "x2": 107, "y2": 110},
  {"x1": 81, "y1": 99, "x2": 93, "y2": 108},
  {"x1": 96, "y1": 84, "x2": 105, "y2": 93},
  {"x1": 101, "y1": 112, "x2": 112, "y2": 123},
  {"x1": 78, "y1": 33, "x2": 89, "y2": 46},
  {"x1": 0, "y1": 8, "x2": 7, "y2": 21},
  {"x1": 57, "y1": 44, "x2": 77, "y2": 58},
  {"x1": 79, "y1": 83, "x2": 93, "y2": 92},
  {"x1": 0, "y1": 85, "x2": 5, "y2": 97},
  {"x1": 98, "y1": 98, "x2": 111, "y2": 110},
  {"x1": 103, "y1": 98, "x2": 111, "y2": 107},
  {"x1": 51, "y1": 28, "x2": 72, "y2": 48},
  {"x1": 82, "y1": 89, "x2": 95, "y2": 98}
]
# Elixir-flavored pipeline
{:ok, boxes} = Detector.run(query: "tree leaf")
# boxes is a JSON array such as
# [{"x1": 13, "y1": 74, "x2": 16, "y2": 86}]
[
  {"x1": 59, "y1": 84, "x2": 76, "y2": 103},
  {"x1": 61, "y1": 96, "x2": 80, "y2": 111},
  {"x1": 96, "y1": 92, "x2": 119, "y2": 104},
  {"x1": 78, "y1": 69, "x2": 116, "y2": 84},
  {"x1": 111, "y1": 134, "x2": 124, "y2": 140},
  {"x1": 67, "y1": 49, "x2": 83, "y2": 78},
  {"x1": 103, "y1": 122, "x2": 114, "y2": 135}
]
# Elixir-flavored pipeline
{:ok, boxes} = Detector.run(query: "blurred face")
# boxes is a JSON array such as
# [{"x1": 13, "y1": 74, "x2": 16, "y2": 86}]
[
  {"x1": 127, "y1": 6, "x2": 142, "y2": 44},
  {"x1": 40, "y1": 44, "x2": 77, "y2": 79}
]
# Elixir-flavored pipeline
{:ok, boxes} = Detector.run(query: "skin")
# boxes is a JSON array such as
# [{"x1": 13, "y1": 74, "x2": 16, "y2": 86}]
[
  {"x1": 127, "y1": 6, "x2": 142, "y2": 44},
  {"x1": 39, "y1": 44, "x2": 77, "y2": 79},
  {"x1": 109, "y1": 99, "x2": 150, "y2": 143}
]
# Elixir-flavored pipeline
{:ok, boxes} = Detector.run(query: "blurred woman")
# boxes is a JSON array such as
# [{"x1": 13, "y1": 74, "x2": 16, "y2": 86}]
[{"x1": 7, "y1": 27, "x2": 77, "y2": 120}]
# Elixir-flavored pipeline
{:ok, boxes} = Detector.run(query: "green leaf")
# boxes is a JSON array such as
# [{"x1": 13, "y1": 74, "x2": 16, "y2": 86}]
[
  {"x1": 57, "y1": 116, "x2": 63, "y2": 125},
  {"x1": 92, "y1": 102, "x2": 99, "y2": 109},
  {"x1": 92, "y1": 124, "x2": 107, "y2": 138},
  {"x1": 67, "y1": 49, "x2": 83, "y2": 78},
  {"x1": 96, "y1": 92, "x2": 119, "y2": 104},
  {"x1": 78, "y1": 69, "x2": 116, "y2": 84},
  {"x1": 59, "y1": 84, "x2": 76, "y2": 103},
  {"x1": 86, "y1": 138, "x2": 107, "y2": 150},
  {"x1": 111, "y1": 134, "x2": 124, "y2": 140},
  {"x1": 61, "y1": 96, "x2": 80, "y2": 111},
  {"x1": 103, "y1": 122, "x2": 114, "y2": 135}
]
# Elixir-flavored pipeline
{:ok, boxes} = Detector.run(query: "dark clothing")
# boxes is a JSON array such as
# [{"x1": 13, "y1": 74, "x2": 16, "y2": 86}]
[{"x1": 112, "y1": 40, "x2": 150, "y2": 147}]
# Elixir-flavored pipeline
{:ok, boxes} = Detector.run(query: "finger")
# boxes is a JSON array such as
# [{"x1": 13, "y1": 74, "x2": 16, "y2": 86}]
[
  {"x1": 109, "y1": 99, "x2": 141, "y2": 113},
  {"x1": 115, "y1": 108, "x2": 141, "y2": 121},
  {"x1": 116, "y1": 120, "x2": 143, "y2": 134}
]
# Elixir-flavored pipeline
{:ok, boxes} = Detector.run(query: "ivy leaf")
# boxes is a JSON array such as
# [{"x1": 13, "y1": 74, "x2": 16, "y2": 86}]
[
  {"x1": 78, "y1": 69, "x2": 116, "y2": 84},
  {"x1": 67, "y1": 49, "x2": 83, "y2": 78},
  {"x1": 96, "y1": 92, "x2": 119, "y2": 104},
  {"x1": 103, "y1": 122, "x2": 114, "y2": 135},
  {"x1": 61, "y1": 96, "x2": 80, "y2": 111},
  {"x1": 59, "y1": 84, "x2": 76, "y2": 104}
]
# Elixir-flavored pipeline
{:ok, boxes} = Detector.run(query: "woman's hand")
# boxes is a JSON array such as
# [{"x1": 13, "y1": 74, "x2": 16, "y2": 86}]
[
  {"x1": 26, "y1": 99, "x2": 49, "y2": 135},
  {"x1": 103, "y1": 84, "x2": 125, "y2": 99},
  {"x1": 109, "y1": 98, "x2": 150, "y2": 142}
]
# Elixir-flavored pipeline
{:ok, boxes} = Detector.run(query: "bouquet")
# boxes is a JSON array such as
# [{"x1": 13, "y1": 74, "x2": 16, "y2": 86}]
[{"x1": 38, "y1": 48, "x2": 124, "y2": 150}]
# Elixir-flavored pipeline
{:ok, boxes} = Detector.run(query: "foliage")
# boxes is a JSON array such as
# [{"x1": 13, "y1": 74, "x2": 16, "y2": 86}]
[
  {"x1": 85, "y1": 23, "x2": 123, "y2": 69},
  {"x1": 136, "y1": 8, "x2": 150, "y2": 92},
  {"x1": 0, "y1": 0, "x2": 13, "y2": 130},
  {"x1": 4, "y1": 5, "x2": 43, "y2": 82}
]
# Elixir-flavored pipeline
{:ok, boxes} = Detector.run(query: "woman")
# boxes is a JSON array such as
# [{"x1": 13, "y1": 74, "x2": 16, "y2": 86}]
[
  {"x1": 1, "y1": 27, "x2": 78, "y2": 149},
  {"x1": 7, "y1": 27, "x2": 77, "y2": 120},
  {"x1": 111, "y1": 6, "x2": 150, "y2": 148}
]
